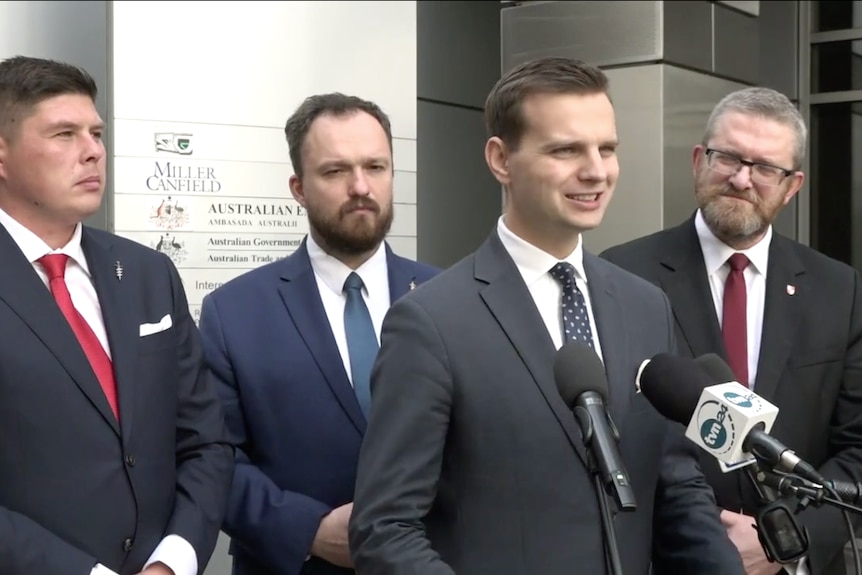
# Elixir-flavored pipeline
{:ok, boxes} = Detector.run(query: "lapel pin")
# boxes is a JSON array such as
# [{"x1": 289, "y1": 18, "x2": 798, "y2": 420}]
[
  {"x1": 786, "y1": 284, "x2": 796, "y2": 296},
  {"x1": 409, "y1": 280, "x2": 417, "y2": 291},
  {"x1": 115, "y1": 261, "x2": 124, "y2": 281}
]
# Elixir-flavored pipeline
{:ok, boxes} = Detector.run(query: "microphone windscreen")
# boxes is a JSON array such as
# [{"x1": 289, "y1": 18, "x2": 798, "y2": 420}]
[
  {"x1": 694, "y1": 353, "x2": 737, "y2": 384},
  {"x1": 639, "y1": 353, "x2": 714, "y2": 424},
  {"x1": 553, "y1": 342, "x2": 608, "y2": 408}
]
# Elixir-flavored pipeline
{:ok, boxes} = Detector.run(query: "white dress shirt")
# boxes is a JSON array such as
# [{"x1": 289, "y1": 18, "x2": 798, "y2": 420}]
[
  {"x1": 0, "y1": 207, "x2": 196, "y2": 575},
  {"x1": 694, "y1": 209, "x2": 769, "y2": 388},
  {"x1": 496, "y1": 216, "x2": 604, "y2": 362},
  {"x1": 306, "y1": 234, "x2": 391, "y2": 386}
]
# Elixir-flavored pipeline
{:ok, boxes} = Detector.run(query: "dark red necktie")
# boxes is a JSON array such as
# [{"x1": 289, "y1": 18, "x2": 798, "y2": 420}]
[
  {"x1": 722, "y1": 253, "x2": 750, "y2": 387},
  {"x1": 38, "y1": 254, "x2": 119, "y2": 420}
]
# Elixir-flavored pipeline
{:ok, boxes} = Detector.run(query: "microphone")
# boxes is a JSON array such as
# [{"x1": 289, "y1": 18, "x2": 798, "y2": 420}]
[
  {"x1": 693, "y1": 354, "x2": 826, "y2": 485},
  {"x1": 639, "y1": 354, "x2": 823, "y2": 484},
  {"x1": 554, "y1": 342, "x2": 637, "y2": 511},
  {"x1": 759, "y1": 470, "x2": 862, "y2": 506}
]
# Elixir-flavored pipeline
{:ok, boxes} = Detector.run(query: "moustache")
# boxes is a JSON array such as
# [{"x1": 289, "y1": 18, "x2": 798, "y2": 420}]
[
  {"x1": 341, "y1": 200, "x2": 380, "y2": 215},
  {"x1": 704, "y1": 183, "x2": 759, "y2": 206}
]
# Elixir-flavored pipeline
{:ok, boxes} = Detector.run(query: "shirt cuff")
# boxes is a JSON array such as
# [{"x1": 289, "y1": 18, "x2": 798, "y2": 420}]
[
  {"x1": 144, "y1": 534, "x2": 198, "y2": 575},
  {"x1": 91, "y1": 565, "x2": 120, "y2": 575}
]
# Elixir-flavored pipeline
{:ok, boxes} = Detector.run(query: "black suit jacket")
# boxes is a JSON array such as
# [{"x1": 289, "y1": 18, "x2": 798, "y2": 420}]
[
  {"x1": 349, "y1": 230, "x2": 744, "y2": 575},
  {"x1": 601, "y1": 214, "x2": 862, "y2": 574},
  {"x1": 0, "y1": 223, "x2": 234, "y2": 575}
]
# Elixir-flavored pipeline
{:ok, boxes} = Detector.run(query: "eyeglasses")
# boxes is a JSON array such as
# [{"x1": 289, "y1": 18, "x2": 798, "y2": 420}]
[{"x1": 704, "y1": 148, "x2": 796, "y2": 186}]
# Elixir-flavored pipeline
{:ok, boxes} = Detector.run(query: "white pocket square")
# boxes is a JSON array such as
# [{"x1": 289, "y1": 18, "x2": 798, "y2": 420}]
[{"x1": 139, "y1": 314, "x2": 172, "y2": 337}]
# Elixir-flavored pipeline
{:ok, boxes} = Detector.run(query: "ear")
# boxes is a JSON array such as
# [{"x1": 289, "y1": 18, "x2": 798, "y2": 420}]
[
  {"x1": 0, "y1": 134, "x2": 8, "y2": 181},
  {"x1": 782, "y1": 171, "x2": 805, "y2": 206},
  {"x1": 289, "y1": 174, "x2": 307, "y2": 207},
  {"x1": 484, "y1": 136, "x2": 511, "y2": 186},
  {"x1": 692, "y1": 145, "x2": 705, "y2": 177}
]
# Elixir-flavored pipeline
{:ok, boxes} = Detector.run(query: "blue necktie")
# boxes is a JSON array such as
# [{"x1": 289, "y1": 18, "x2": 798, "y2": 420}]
[
  {"x1": 549, "y1": 262, "x2": 595, "y2": 348},
  {"x1": 343, "y1": 272, "x2": 378, "y2": 418}
]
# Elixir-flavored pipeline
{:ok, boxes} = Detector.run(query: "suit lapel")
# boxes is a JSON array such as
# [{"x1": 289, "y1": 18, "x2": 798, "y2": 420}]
[
  {"x1": 385, "y1": 244, "x2": 418, "y2": 303},
  {"x1": 583, "y1": 253, "x2": 631, "y2": 424},
  {"x1": 82, "y1": 230, "x2": 134, "y2": 438},
  {"x1": 475, "y1": 233, "x2": 588, "y2": 467},
  {"x1": 0, "y1": 226, "x2": 120, "y2": 434},
  {"x1": 278, "y1": 243, "x2": 366, "y2": 434},
  {"x1": 659, "y1": 219, "x2": 726, "y2": 357},
  {"x1": 752, "y1": 236, "x2": 804, "y2": 400}
]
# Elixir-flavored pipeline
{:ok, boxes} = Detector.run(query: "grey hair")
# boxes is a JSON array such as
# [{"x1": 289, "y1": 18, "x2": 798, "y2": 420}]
[{"x1": 703, "y1": 87, "x2": 807, "y2": 169}]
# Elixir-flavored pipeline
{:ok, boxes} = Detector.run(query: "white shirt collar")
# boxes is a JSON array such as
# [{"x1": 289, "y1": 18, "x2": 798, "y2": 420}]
[
  {"x1": 0, "y1": 206, "x2": 90, "y2": 276},
  {"x1": 305, "y1": 233, "x2": 389, "y2": 297},
  {"x1": 496, "y1": 215, "x2": 588, "y2": 285},
  {"x1": 694, "y1": 208, "x2": 771, "y2": 277}
]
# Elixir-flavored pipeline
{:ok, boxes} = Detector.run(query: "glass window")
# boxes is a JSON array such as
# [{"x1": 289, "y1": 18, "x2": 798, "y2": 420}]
[
  {"x1": 811, "y1": 40, "x2": 862, "y2": 93},
  {"x1": 809, "y1": 102, "x2": 862, "y2": 270},
  {"x1": 813, "y1": 0, "x2": 862, "y2": 33}
]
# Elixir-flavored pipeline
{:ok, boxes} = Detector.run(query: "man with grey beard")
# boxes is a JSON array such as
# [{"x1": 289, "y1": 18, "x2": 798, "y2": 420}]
[
  {"x1": 602, "y1": 86, "x2": 862, "y2": 575},
  {"x1": 197, "y1": 93, "x2": 439, "y2": 575}
]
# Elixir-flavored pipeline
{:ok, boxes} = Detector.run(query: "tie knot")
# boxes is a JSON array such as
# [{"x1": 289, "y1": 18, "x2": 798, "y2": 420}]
[
  {"x1": 549, "y1": 262, "x2": 577, "y2": 286},
  {"x1": 38, "y1": 253, "x2": 70, "y2": 281},
  {"x1": 727, "y1": 253, "x2": 750, "y2": 272},
  {"x1": 344, "y1": 271, "x2": 365, "y2": 293}
]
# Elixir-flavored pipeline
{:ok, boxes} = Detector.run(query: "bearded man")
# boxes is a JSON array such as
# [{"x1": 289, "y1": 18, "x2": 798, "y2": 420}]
[
  {"x1": 602, "y1": 86, "x2": 862, "y2": 575},
  {"x1": 198, "y1": 93, "x2": 439, "y2": 575}
]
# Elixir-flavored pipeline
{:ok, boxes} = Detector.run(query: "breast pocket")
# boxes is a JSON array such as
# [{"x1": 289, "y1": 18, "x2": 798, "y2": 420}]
[
  {"x1": 138, "y1": 327, "x2": 176, "y2": 354},
  {"x1": 788, "y1": 346, "x2": 844, "y2": 368}
]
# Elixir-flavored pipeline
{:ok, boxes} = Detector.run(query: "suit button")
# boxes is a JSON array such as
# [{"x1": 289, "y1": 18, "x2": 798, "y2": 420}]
[
  {"x1": 123, "y1": 537, "x2": 134, "y2": 552},
  {"x1": 125, "y1": 454, "x2": 136, "y2": 466}
]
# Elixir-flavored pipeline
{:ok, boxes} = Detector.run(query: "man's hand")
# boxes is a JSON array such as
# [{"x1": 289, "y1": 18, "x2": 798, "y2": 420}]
[
  {"x1": 135, "y1": 562, "x2": 174, "y2": 575},
  {"x1": 720, "y1": 509, "x2": 782, "y2": 575},
  {"x1": 311, "y1": 502, "x2": 354, "y2": 568}
]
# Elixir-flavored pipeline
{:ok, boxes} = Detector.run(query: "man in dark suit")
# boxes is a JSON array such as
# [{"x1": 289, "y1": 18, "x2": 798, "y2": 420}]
[
  {"x1": 198, "y1": 93, "x2": 438, "y2": 575},
  {"x1": 348, "y1": 57, "x2": 743, "y2": 575},
  {"x1": 0, "y1": 56, "x2": 233, "y2": 575},
  {"x1": 602, "y1": 86, "x2": 862, "y2": 574}
]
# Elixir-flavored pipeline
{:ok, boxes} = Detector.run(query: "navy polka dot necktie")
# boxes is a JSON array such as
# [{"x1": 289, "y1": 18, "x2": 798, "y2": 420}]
[{"x1": 549, "y1": 262, "x2": 595, "y2": 348}]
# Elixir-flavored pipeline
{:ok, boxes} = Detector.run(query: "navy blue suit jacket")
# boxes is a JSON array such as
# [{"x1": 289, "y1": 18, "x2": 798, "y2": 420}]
[
  {"x1": 0, "y1": 224, "x2": 233, "y2": 575},
  {"x1": 199, "y1": 239, "x2": 439, "y2": 575}
]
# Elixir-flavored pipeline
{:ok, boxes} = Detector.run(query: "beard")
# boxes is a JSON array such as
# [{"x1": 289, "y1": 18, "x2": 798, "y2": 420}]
[
  {"x1": 696, "y1": 178, "x2": 783, "y2": 247},
  {"x1": 307, "y1": 197, "x2": 393, "y2": 257}
]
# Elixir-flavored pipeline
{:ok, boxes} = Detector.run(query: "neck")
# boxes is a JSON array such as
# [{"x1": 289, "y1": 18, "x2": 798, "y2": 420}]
[
  {"x1": 503, "y1": 213, "x2": 580, "y2": 260},
  {"x1": 309, "y1": 228, "x2": 380, "y2": 270},
  {"x1": 0, "y1": 199, "x2": 76, "y2": 250}
]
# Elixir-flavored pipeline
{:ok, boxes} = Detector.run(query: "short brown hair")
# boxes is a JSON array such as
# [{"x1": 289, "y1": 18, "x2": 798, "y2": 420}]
[
  {"x1": 284, "y1": 93, "x2": 393, "y2": 178},
  {"x1": 484, "y1": 57, "x2": 609, "y2": 149},
  {"x1": 0, "y1": 55, "x2": 98, "y2": 136}
]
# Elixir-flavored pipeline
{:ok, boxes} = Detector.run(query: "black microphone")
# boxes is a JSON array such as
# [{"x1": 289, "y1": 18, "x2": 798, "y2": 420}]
[
  {"x1": 554, "y1": 342, "x2": 637, "y2": 511},
  {"x1": 759, "y1": 470, "x2": 862, "y2": 506},
  {"x1": 638, "y1": 353, "x2": 826, "y2": 485},
  {"x1": 693, "y1": 354, "x2": 826, "y2": 486},
  {"x1": 640, "y1": 354, "x2": 810, "y2": 564}
]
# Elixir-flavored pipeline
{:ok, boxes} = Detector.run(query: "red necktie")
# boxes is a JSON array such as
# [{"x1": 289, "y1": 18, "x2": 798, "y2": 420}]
[
  {"x1": 722, "y1": 253, "x2": 750, "y2": 387},
  {"x1": 38, "y1": 254, "x2": 119, "y2": 420}
]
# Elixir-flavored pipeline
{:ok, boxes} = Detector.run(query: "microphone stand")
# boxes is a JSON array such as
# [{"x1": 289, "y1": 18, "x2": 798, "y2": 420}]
[
  {"x1": 754, "y1": 468, "x2": 862, "y2": 516},
  {"x1": 752, "y1": 467, "x2": 862, "y2": 575},
  {"x1": 744, "y1": 465, "x2": 809, "y2": 565},
  {"x1": 575, "y1": 408, "x2": 624, "y2": 575}
]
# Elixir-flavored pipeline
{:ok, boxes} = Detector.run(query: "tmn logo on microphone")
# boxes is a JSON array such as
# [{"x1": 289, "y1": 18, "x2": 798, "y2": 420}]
[{"x1": 695, "y1": 401, "x2": 738, "y2": 455}]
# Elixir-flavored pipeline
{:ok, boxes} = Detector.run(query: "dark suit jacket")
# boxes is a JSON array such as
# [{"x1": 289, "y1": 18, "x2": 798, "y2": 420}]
[
  {"x1": 0, "y1": 224, "x2": 234, "y2": 575},
  {"x1": 198, "y1": 240, "x2": 439, "y2": 575},
  {"x1": 348, "y1": 230, "x2": 744, "y2": 575},
  {"x1": 601, "y1": 214, "x2": 862, "y2": 574}
]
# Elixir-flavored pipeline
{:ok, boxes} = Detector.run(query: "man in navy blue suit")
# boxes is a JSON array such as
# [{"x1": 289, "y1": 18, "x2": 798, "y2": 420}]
[{"x1": 198, "y1": 93, "x2": 439, "y2": 575}]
